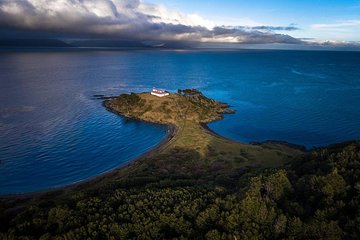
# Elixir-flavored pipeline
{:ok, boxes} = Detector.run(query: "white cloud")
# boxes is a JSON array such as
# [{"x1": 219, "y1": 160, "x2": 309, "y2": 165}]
[
  {"x1": 312, "y1": 19, "x2": 360, "y2": 31},
  {"x1": 138, "y1": 2, "x2": 215, "y2": 29},
  {"x1": 310, "y1": 19, "x2": 360, "y2": 42},
  {"x1": 0, "y1": 0, "x2": 300, "y2": 44}
]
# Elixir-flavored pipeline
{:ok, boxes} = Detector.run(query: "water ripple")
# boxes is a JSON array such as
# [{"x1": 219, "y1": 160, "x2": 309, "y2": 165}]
[{"x1": 1, "y1": 50, "x2": 360, "y2": 194}]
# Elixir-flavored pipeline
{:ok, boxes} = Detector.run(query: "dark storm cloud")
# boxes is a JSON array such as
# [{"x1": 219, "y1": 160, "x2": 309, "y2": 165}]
[{"x1": 0, "y1": 0, "x2": 302, "y2": 44}]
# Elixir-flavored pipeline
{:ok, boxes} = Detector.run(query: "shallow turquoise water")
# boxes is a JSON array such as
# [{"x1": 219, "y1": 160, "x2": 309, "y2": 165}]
[{"x1": 0, "y1": 49, "x2": 359, "y2": 194}]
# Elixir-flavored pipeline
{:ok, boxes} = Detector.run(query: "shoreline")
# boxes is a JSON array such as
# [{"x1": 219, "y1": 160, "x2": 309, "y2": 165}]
[
  {"x1": 201, "y1": 122, "x2": 308, "y2": 151},
  {"x1": 0, "y1": 108, "x2": 178, "y2": 198},
  {"x1": 0, "y1": 92, "x2": 307, "y2": 198},
  {"x1": 200, "y1": 122, "x2": 237, "y2": 144}
]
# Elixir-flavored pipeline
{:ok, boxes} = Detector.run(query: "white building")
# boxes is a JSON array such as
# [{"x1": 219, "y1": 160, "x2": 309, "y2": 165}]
[{"x1": 151, "y1": 88, "x2": 169, "y2": 97}]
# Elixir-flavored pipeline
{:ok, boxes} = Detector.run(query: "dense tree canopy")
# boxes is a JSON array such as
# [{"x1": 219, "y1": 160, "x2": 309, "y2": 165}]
[{"x1": 1, "y1": 142, "x2": 359, "y2": 239}]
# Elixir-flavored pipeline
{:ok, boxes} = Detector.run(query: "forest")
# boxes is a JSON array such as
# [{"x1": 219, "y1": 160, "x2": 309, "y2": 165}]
[{"x1": 0, "y1": 141, "x2": 359, "y2": 239}]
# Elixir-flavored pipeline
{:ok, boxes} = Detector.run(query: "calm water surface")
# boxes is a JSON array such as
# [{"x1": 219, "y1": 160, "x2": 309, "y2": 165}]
[{"x1": 1, "y1": 49, "x2": 359, "y2": 194}]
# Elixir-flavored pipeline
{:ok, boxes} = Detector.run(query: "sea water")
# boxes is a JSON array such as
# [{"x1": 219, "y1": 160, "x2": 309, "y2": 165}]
[{"x1": 0, "y1": 49, "x2": 359, "y2": 194}]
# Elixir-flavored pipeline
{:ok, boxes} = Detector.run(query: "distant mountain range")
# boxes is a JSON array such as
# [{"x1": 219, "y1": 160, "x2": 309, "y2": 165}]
[
  {"x1": 0, "y1": 39, "x2": 194, "y2": 49},
  {"x1": 0, "y1": 39, "x2": 72, "y2": 47},
  {"x1": 69, "y1": 39, "x2": 150, "y2": 48}
]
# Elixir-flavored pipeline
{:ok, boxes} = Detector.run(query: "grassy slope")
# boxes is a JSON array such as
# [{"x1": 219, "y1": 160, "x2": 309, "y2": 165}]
[
  {"x1": 2, "y1": 90, "x2": 359, "y2": 239},
  {"x1": 0, "y1": 91, "x2": 303, "y2": 205},
  {"x1": 105, "y1": 91, "x2": 303, "y2": 170}
]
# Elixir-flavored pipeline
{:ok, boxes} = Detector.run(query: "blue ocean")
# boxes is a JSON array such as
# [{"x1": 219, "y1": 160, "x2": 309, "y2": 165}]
[{"x1": 1, "y1": 49, "x2": 359, "y2": 194}]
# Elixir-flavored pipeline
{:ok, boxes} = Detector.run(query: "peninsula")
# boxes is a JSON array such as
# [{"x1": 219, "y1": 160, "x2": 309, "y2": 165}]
[
  {"x1": 104, "y1": 89, "x2": 303, "y2": 172},
  {"x1": 1, "y1": 89, "x2": 359, "y2": 239}
]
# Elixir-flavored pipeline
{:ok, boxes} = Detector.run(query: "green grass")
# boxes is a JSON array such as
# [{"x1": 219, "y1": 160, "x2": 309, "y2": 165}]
[
  {"x1": 2, "y1": 90, "x2": 359, "y2": 240},
  {"x1": 105, "y1": 91, "x2": 303, "y2": 171},
  {"x1": 0, "y1": 90, "x2": 303, "y2": 203}
]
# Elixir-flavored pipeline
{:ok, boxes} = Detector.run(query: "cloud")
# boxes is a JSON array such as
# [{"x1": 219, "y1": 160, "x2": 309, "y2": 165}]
[
  {"x1": 216, "y1": 24, "x2": 300, "y2": 32},
  {"x1": 209, "y1": 26, "x2": 302, "y2": 44},
  {"x1": 251, "y1": 25, "x2": 300, "y2": 31},
  {"x1": 310, "y1": 19, "x2": 360, "y2": 42},
  {"x1": 303, "y1": 39, "x2": 360, "y2": 47},
  {"x1": 312, "y1": 19, "x2": 360, "y2": 32},
  {"x1": 0, "y1": 0, "x2": 301, "y2": 44}
]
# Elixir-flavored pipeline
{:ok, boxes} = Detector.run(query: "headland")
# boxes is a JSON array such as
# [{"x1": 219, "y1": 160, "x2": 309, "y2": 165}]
[
  {"x1": 103, "y1": 89, "x2": 304, "y2": 171},
  {"x1": 2, "y1": 89, "x2": 359, "y2": 239}
]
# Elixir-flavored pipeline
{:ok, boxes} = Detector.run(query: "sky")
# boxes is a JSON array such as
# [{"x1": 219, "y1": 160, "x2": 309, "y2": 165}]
[
  {"x1": 0, "y1": 0, "x2": 359, "y2": 49},
  {"x1": 150, "y1": 0, "x2": 360, "y2": 41}
]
